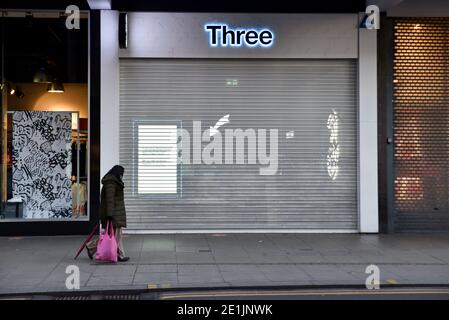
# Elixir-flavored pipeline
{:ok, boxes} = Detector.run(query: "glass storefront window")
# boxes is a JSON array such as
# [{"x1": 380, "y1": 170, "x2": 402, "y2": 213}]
[{"x1": 0, "y1": 11, "x2": 89, "y2": 221}]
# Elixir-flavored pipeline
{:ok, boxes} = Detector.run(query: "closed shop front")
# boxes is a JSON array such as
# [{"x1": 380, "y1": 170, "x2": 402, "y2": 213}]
[
  {"x1": 100, "y1": 12, "x2": 378, "y2": 233},
  {"x1": 393, "y1": 18, "x2": 449, "y2": 231},
  {"x1": 119, "y1": 59, "x2": 358, "y2": 231}
]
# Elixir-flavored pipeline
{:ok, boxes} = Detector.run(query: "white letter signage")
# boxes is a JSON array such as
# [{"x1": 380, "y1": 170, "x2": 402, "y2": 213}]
[{"x1": 204, "y1": 23, "x2": 274, "y2": 48}]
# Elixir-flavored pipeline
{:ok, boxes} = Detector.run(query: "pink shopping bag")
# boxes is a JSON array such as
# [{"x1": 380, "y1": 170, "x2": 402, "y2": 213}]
[{"x1": 95, "y1": 220, "x2": 118, "y2": 262}]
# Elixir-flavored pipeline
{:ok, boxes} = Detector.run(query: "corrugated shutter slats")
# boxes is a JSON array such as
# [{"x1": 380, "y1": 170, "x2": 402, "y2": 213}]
[
  {"x1": 120, "y1": 59, "x2": 358, "y2": 231},
  {"x1": 394, "y1": 18, "x2": 449, "y2": 231}
]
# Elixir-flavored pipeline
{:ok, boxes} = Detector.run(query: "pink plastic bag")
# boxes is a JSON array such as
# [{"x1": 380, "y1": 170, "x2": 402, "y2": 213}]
[{"x1": 95, "y1": 220, "x2": 118, "y2": 262}]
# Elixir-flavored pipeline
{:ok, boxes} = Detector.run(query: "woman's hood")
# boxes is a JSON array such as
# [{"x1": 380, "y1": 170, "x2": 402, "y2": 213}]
[{"x1": 101, "y1": 173, "x2": 125, "y2": 188}]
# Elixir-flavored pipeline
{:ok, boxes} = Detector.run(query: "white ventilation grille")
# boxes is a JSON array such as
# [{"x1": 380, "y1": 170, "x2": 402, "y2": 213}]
[{"x1": 137, "y1": 124, "x2": 178, "y2": 195}]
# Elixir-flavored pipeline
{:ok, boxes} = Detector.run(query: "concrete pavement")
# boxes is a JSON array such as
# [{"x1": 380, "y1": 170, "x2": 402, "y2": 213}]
[{"x1": 1, "y1": 233, "x2": 449, "y2": 295}]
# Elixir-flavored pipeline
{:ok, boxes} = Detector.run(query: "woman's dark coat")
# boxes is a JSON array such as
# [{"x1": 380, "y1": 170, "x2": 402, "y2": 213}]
[{"x1": 100, "y1": 173, "x2": 127, "y2": 228}]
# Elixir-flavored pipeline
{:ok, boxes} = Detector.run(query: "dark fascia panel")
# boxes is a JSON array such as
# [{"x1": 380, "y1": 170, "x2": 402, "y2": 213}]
[
  {"x1": 0, "y1": 0, "x2": 366, "y2": 13},
  {"x1": 111, "y1": 0, "x2": 366, "y2": 13},
  {"x1": 0, "y1": 0, "x2": 90, "y2": 10}
]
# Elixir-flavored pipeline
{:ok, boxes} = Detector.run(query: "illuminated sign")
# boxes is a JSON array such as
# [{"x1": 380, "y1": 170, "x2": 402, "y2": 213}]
[{"x1": 204, "y1": 24, "x2": 274, "y2": 48}]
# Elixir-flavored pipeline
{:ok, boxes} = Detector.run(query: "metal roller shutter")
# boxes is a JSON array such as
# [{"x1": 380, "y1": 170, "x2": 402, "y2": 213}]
[
  {"x1": 119, "y1": 59, "x2": 358, "y2": 232},
  {"x1": 393, "y1": 18, "x2": 449, "y2": 231}
]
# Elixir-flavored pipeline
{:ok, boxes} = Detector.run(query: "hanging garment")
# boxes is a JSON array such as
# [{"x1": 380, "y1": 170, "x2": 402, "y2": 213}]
[{"x1": 72, "y1": 181, "x2": 87, "y2": 215}]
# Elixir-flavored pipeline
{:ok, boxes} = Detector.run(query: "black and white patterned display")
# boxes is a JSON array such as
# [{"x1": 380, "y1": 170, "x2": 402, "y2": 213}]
[{"x1": 12, "y1": 111, "x2": 73, "y2": 219}]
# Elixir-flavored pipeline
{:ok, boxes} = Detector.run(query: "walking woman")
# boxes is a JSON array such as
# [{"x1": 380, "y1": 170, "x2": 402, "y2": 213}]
[{"x1": 86, "y1": 165, "x2": 129, "y2": 262}]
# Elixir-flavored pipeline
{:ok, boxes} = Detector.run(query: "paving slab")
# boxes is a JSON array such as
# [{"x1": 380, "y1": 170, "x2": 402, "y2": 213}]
[
  {"x1": 176, "y1": 252, "x2": 216, "y2": 264},
  {"x1": 86, "y1": 275, "x2": 134, "y2": 287},
  {"x1": 178, "y1": 264, "x2": 221, "y2": 275},
  {"x1": 133, "y1": 272, "x2": 178, "y2": 285},
  {"x1": 221, "y1": 272, "x2": 269, "y2": 283},
  {"x1": 136, "y1": 264, "x2": 178, "y2": 273}
]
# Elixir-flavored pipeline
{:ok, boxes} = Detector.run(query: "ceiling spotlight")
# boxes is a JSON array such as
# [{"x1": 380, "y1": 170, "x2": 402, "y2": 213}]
[
  {"x1": 14, "y1": 87, "x2": 25, "y2": 99},
  {"x1": 47, "y1": 80, "x2": 65, "y2": 93},
  {"x1": 0, "y1": 82, "x2": 24, "y2": 98},
  {"x1": 33, "y1": 67, "x2": 52, "y2": 83},
  {"x1": 0, "y1": 82, "x2": 10, "y2": 92},
  {"x1": 10, "y1": 84, "x2": 24, "y2": 99},
  {"x1": 7, "y1": 83, "x2": 17, "y2": 96}
]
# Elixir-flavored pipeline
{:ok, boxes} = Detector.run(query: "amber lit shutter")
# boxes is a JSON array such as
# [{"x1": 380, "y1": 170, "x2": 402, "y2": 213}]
[{"x1": 393, "y1": 18, "x2": 449, "y2": 231}]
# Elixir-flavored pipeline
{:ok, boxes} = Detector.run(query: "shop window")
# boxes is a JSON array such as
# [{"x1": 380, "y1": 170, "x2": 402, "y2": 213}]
[
  {"x1": 0, "y1": 11, "x2": 89, "y2": 221},
  {"x1": 136, "y1": 124, "x2": 179, "y2": 195}
]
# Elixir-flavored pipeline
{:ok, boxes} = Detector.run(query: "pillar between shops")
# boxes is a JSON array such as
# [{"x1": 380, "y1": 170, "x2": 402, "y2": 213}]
[
  {"x1": 358, "y1": 20, "x2": 379, "y2": 233},
  {"x1": 100, "y1": 10, "x2": 120, "y2": 179}
]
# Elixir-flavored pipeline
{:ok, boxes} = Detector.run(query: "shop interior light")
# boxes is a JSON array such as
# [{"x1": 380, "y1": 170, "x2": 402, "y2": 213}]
[
  {"x1": 14, "y1": 87, "x2": 25, "y2": 99},
  {"x1": 47, "y1": 80, "x2": 65, "y2": 93},
  {"x1": 33, "y1": 67, "x2": 52, "y2": 83},
  {"x1": 1, "y1": 82, "x2": 24, "y2": 98},
  {"x1": 7, "y1": 83, "x2": 25, "y2": 99}
]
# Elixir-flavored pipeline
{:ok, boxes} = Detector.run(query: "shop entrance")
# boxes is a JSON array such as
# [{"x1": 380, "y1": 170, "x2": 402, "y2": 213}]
[
  {"x1": 119, "y1": 59, "x2": 358, "y2": 232},
  {"x1": 392, "y1": 18, "x2": 449, "y2": 232}
]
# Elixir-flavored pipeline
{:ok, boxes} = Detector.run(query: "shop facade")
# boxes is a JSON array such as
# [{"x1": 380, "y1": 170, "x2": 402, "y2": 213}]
[
  {"x1": 2, "y1": 2, "x2": 449, "y2": 236},
  {"x1": 377, "y1": 1, "x2": 449, "y2": 233},
  {"x1": 100, "y1": 12, "x2": 378, "y2": 233},
  {"x1": 0, "y1": 3, "x2": 379, "y2": 236}
]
